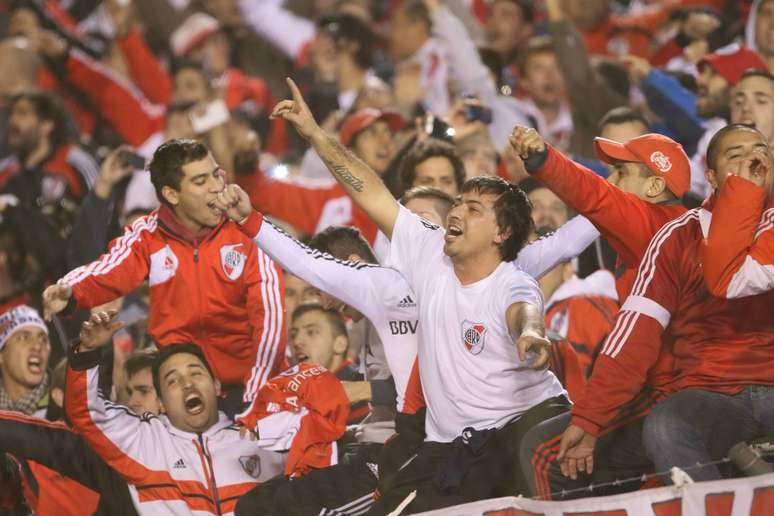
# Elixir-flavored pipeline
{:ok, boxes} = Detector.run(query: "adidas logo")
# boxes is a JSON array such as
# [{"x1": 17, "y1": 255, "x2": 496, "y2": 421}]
[
  {"x1": 173, "y1": 458, "x2": 186, "y2": 469},
  {"x1": 397, "y1": 295, "x2": 416, "y2": 308}
]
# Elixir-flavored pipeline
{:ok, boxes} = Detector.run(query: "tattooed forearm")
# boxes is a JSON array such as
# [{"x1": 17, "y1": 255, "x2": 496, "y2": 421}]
[{"x1": 332, "y1": 165, "x2": 365, "y2": 192}]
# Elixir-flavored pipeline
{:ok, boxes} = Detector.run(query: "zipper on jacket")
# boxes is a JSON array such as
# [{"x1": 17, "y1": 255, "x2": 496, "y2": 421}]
[
  {"x1": 194, "y1": 249, "x2": 199, "y2": 263},
  {"x1": 197, "y1": 434, "x2": 222, "y2": 515}
]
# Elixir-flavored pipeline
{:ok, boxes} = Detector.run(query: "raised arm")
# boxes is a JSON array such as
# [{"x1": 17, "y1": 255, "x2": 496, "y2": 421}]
[
  {"x1": 215, "y1": 184, "x2": 394, "y2": 322},
  {"x1": 703, "y1": 155, "x2": 774, "y2": 298},
  {"x1": 270, "y1": 79, "x2": 400, "y2": 238},
  {"x1": 515, "y1": 215, "x2": 600, "y2": 279}
]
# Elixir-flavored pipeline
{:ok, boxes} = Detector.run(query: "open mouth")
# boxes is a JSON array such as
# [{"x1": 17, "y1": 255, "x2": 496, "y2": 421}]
[
  {"x1": 445, "y1": 224, "x2": 463, "y2": 242},
  {"x1": 206, "y1": 200, "x2": 220, "y2": 216},
  {"x1": 27, "y1": 356, "x2": 42, "y2": 375},
  {"x1": 184, "y1": 393, "x2": 204, "y2": 415},
  {"x1": 295, "y1": 352, "x2": 310, "y2": 363}
]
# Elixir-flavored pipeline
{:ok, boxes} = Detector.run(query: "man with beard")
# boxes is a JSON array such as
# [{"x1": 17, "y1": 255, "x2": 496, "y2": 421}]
[
  {"x1": 42, "y1": 139, "x2": 286, "y2": 411},
  {"x1": 0, "y1": 91, "x2": 98, "y2": 281},
  {"x1": 631, "y1": 46, "x2": 768, "y2": 197}
]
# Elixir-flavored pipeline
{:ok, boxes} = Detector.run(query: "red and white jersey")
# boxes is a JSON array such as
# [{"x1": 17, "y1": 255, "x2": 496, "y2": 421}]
[
  {"x1": 65, "y1": 363, "x2": 286, "y2": 515},
  {"x1": 60, "y1": 205, "x2": 286, "y2": 398},
  {"x1": 545, "y1": 270, "x2": 619, "y2": 376},
  {"x1": 236, "y1": 363, "x2": 350, "y2": 478},
  {"x1": 702, "y1": 175, "x2": 774, "y2": 298},
  {"x1": 572, "y1": 204, "x2": 774, "y2": 437},
  {"x1": 388, "y1": 206, "x2": 566, "y2": 443}
]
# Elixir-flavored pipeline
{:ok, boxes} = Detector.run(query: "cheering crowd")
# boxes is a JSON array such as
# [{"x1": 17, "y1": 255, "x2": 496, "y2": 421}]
[{"x1": 0, "y1": 0, "x2": 772, "y2": 514}]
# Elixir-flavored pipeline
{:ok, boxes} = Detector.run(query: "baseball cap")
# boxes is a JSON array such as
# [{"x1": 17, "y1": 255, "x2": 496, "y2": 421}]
[
  {"x1": 698, "y1": 46, "x2": 768, "y2": 87},
  {"x1": 170, "y1": 13, "x2": 220, "y2": 58},
  {"x1": 594, "y1": 133, "x2": 691, "y2": 198},
  {"x1": 339, "y1": 109, "x2": 406, "y2": 147}
]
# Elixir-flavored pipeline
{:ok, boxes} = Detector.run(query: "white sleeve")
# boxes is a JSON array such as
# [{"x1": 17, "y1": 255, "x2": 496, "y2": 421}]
[
  {"x1": 256, "y1": 220, "x2": 393, "y2": 320},
  {"x1": 502, "y1": 270, "x2": 545, "y2": 315},
  {"x1": 387, "y1": 205, "x2": 445, "y2": 288},
  {"x1": 514, "y1": 215, "x2": 600, "y2": 279},
  {"x1": 238, "y1": 0, "x2": 316, "y2": 59}
]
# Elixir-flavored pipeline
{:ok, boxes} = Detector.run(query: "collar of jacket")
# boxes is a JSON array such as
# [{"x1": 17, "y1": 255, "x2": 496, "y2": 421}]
[
  {"x1": 163, "y1": 411, "x2": 234, "y2": 440},
  {"x1": 157, "y1": 203, "x2": 226, "y2": 247}
]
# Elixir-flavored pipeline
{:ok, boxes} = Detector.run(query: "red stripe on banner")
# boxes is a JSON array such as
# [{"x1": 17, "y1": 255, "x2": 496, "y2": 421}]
[
  {"x1": 651, "y1": 498, "x2": 681, "y2": 516},
  {"x1": 750, "y1": 485, "x2": 774, "y2": 515},
  {"x1": 704, "y1": 491, "x2": 734, "y2": 516}
]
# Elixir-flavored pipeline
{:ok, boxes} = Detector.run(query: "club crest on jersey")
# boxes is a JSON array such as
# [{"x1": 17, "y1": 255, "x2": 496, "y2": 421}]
[
  {"x1": 220, "y1": 244, "x2": 246, "y2": 280},
  {"x1": 650, "y1": 151, "x2": 672, "y2": 173},
  {"x1": 239, "y1": 455, "x2": 262, "y2": 479},
  {"x1": 461, "y1": 320, "x2": 486, "y2": 355}
]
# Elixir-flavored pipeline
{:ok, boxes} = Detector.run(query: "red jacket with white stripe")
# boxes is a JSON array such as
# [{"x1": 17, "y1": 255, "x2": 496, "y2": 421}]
[
  {"x1": 702, "y1": 175, "x2": 774, "y2": 298},
  {"x1": 530, "y1": 146, "x2": 687, "y2": 300},
  {"x1": 572, "y1": 203, "x2": 774, "y2": 437},
  {"x1": 65, "y1": 358, "x2": 286, "y2": 515},
  {"x1": 59, "y1": 205, "x2": 286, "y2": 396}
]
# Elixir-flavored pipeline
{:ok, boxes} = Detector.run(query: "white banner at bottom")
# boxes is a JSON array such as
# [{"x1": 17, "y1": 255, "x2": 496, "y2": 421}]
[{"x1": 414, "y1": 472, "x2": 774, "y2": 516}]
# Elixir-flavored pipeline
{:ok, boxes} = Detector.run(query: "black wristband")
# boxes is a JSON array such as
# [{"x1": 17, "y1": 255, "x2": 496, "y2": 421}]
[
  {"x1": 524, "y1": 147, "x2": 549, "y2": 174},
  {"x1": 67, "y1": 339, "x2": 102, "y2": 371}
]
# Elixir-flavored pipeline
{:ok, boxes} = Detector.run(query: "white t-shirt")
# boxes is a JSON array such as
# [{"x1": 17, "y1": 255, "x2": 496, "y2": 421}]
[
  {"x1": 388, "y1": 206, "x2": 566, "y2": 442},
  {"x1": 256, "y1": 221, "x2": 420, "y2": 414}
]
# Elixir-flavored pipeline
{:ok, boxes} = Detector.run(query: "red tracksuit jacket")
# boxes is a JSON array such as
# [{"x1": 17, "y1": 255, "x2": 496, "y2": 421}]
[
  {"x1": 60, "y1": 205, "x2": 286, "y2": 398},
  {"x1": 532, "y1": 145, "x2": 687, "y2": 300},
  {"x1": 572, "y1": 201, "x2": 774, "y2": 437},
  {"x1": 702, "y1": 175, "x2": 774, "y2": 298}
]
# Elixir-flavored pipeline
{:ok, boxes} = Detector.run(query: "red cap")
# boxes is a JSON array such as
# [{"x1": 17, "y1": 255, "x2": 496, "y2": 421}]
[
  {"x1": 170, "y1": 13, "x2": 220, "y2": 57},
  {"x1": 594, "y1": 133, "x2": 691, "y2": 198},
  {"x1": 339, "y1": 109, "x2": 405, "y2": 146},
  {"x1": 698, "y1": 46, "x2": 768, "y2": 86}
]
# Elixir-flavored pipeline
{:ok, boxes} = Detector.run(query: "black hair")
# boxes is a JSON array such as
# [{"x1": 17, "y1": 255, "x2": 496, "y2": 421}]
[
  {"x1": 398, "y1": 139, "x2": 466, "y2": 195},
  {"x1": 516, "y1": 176, "x2": 546, "y2": 196},
  {"x1": 598, "y1": 107, "x2": 650, "y2": 133},
  {"x1": 291, "y1": 303, "x2": 348, "y2": 339},
  {"x1": 152, "y1": 343, "x2": 215, "y2": 397},
  {"x1": 493, "y1": 0, "x2": 535, "y2": 23},
  {"x1": 706, "y1": 123, "x2": 765, "y2": 170},
  {"x1": 738, "y1": 69, "x2": 774, "y2": 84},
  {"x1": 308, "y1": 225, "x2": 378, "y2": 264},
  {"x1": 399, "y1": 0, "x2": 431, "y2": 30},
  {"x1": 148, "y1": 139, "x2": 209, "y2": 202},
  {"x1": 462, "y1": 176, "x2": 533, "y2": 262},
  {"x1": 124, "y1": 351, "x2": 159, "y2": 380},
  {"x1": 10, "y1": 90, "x2": 71, "y2": 148},
  {"x1": 317, "y1": 12, "x2": 375, "y2": 69}
]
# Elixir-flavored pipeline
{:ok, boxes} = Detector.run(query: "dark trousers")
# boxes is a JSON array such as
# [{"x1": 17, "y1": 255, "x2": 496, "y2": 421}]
[
  {"x1": 367, "y1": 396, "x2": 570, "y2": 515},
  {"x1": 521, "y1": 412, "x2": 653, "y2": 500},
  {"x1": 643, "y1": 387, "x2": 774, "y2": 483}
]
